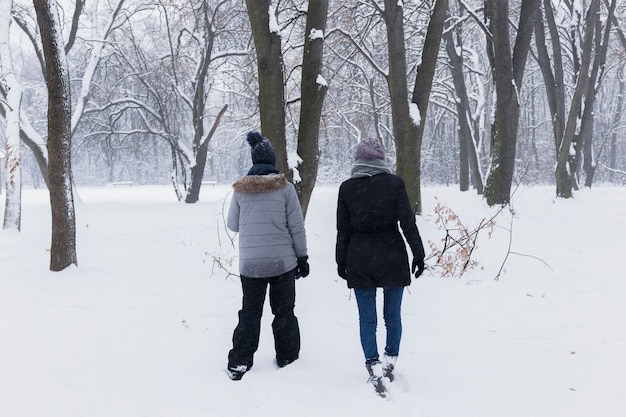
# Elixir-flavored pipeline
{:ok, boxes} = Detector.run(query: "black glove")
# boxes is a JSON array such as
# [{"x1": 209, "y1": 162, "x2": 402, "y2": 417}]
[
  {"x1": 412, "y1": 258, "x2": 425, "y2": 278},
  {"x1": 337, "y1": 264, "x2": 348, "y2": 280},
  {"x1": 295, "y1": 256, "x2": 310, "y2": 279}
]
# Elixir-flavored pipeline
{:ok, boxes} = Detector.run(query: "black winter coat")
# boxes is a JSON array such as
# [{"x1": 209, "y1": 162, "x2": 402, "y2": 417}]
[{"x1": 336, "y1": 173, "x2": 425, "y2": 288}]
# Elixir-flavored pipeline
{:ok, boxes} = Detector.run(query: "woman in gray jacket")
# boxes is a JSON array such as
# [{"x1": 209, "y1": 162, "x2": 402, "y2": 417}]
[{"x1": 226, "y1": 131, "x2": 309, "y2": 381}]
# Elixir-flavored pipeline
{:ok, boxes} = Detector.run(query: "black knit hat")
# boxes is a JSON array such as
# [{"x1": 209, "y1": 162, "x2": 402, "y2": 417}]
[{"x1": 247, "y1": 131, "x2": 276, "y2": 166}]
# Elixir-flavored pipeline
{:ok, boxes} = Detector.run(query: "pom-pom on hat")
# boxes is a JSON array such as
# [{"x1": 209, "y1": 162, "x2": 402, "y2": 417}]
[
  {"x1": 354, "y1": 137, "x2": 385, "y2": 160},
  {"x1": 247, "y1": 131, "x2": 276, "y2": 166}
]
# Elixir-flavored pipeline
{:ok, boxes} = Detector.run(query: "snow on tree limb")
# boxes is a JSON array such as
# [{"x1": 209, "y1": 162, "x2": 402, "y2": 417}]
[{"x1": 1, "y1": 0, "x2": 23, "y2": 230}]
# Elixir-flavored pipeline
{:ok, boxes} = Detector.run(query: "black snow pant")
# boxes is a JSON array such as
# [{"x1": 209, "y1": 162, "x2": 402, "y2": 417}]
[{"x1": 228, "y1": 269, "x2": 300, "y2": 370}]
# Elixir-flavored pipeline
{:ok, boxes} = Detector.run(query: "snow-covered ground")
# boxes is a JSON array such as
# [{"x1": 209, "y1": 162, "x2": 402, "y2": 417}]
[{"x1": 1, "y1": 184, "x2": 624, "y2": 417}]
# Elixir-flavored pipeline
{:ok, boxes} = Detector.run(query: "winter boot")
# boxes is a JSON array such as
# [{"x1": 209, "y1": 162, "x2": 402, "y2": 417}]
[
  {"x1": 365, "y1": 361, "x2": 387, "y2": 398},
  {"x1": 382, "y1": 354, "x2": 397, "y2": 382},
  {"x1": 226, "y1": 364, "x2": 249, "y2": 381}
]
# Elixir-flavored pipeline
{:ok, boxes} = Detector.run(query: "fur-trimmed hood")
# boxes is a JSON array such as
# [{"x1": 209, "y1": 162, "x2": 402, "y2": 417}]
[{"x1": 233, "y1": 174, "x2": 288, "y2": 193}]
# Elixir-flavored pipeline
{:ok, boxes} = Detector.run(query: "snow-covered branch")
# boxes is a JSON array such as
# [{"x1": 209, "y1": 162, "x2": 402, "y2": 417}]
[
  {"x1": 326, "y1": 27, "x2": 388, "y2": 78},
  {"x1": 71, "y1": 0, "x2": 128, "y2": 135}
]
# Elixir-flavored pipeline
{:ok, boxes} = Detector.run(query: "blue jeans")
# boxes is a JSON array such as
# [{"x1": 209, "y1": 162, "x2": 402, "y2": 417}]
[{"x1": 353, "y1": 287, "x2": 404, "y2": 364}]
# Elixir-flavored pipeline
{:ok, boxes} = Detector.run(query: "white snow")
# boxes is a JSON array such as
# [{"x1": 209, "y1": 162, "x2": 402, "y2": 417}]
[
  {"x1": 268, "y1": 4, "x2": 280, "y2": 35},
  {"x1": 309, "y1": 28, "x2": 324, "y2": 41},
  {"x1": 316, "y1": 73, "x2": 328, "y2": 87},
  {"x1": 288, "y1": 150, "x2": 302, "y2": 183},
  {"x1": 1, "y1": 184, "x2": 625, "y2": 417},
  {"x1": 409, "y1": 102, "x2": 421, "y2": 127}
]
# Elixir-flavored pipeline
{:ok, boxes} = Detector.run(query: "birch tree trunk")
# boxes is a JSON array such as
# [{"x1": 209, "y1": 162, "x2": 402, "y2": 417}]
[
  {"x1": 34, "y1": 0, "x2": 77, "y2": 271},
  {"x1": 1, "y1": 0, "x2": 22, "y2": 231}
]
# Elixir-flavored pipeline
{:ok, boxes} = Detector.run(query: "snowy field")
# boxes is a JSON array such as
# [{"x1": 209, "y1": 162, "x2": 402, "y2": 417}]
[{"x1": 1, "y1": 183, "x2": 625, "y2": 417}]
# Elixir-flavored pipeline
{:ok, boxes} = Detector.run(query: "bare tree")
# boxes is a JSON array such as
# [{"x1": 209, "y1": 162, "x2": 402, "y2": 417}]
[
  {"x1": 1, "y1": 0, "x2": 23, "y2": 230},
  {"x1": 84, "y1": 0, "x2": 247, "y2": 200},
  {"x1": 410, "y1": 0, "x2": 448, "y2": 210},
  {"x1": 374, "y1": 0, "x2": 447, "y2": 213},
  {"x1": 294, "y1": 0, "x2": 329, "y2": 216},
  {"x1": 245, "y1": 0, "x2": 289, "y2": 175},
  {"x1": 535, "y1": 0, "x2": 616, "y2": 197},
  {"x1": 242, "y1": 0, "x2": 329, "y2": 217},
  {"x1": 483, "y1": 0, "x2": 537, "y2": 206},
  {"x1": 175, "y1": 1, "x2": 232, "y2": 203},
  {"x1": 34, "y1": 0, "x2": 77, "y2": 271},
  {"x1": 579, "y1": 0, "x2": 616, "y2": 187},
  {"x1": 444, "y1": 1, "x2": 485, "y2": 194},
  {"x1": 6, "y1": 0, "x2": 127, "y2": 187}
]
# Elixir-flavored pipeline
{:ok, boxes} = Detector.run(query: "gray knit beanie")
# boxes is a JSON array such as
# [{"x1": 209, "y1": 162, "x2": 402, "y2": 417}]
[{"x1": 354, "y1": 138, "x2": 385, "y2": 160}]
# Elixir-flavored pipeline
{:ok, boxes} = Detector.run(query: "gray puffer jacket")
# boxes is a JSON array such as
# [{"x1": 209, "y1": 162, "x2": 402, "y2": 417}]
[{"x1": 227, "y1": 174, "x2": 307, "y2": 278}]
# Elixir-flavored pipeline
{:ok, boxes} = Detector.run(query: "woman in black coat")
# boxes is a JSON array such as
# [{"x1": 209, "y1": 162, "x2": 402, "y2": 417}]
[{"x1": 336, "y1": 138, "x2": 425, "y2": 397}]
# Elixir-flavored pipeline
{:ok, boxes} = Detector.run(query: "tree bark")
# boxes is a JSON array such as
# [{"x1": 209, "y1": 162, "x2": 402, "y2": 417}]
[
  {"x1": 245, "y1": 0, "x2": 289, "y2": 178},
  {"x1": 534, "y1": 0, "x2": 566, "y2": 151},
  {"x1": 295, "y1": 0, "x2": 328, "y2": 218},
  {"x1": 186, "y1": 104, "x2": 228, "y2": 203},
  {"x1": 34, "y1": 0, "x2": 78, "y2": 271},
  {"x1": 410, "y1": 0, "x2": 448, "y2": 211},
  {"x1": 382, "y1": 0, "x2": 419, "y2": 212},
  {"x1": 580, "y1": 0, "x2": 616, "y2": 188},
  {"x1": 381, "y1": 0, "x2": 446, "y2": 214},
  {"x1": 555, "y1": 0, "x2": 600, "y2": 198},
  {"x1": 608, "y1": 65, "x2": 625, "y2": 183},
  {"x1": 444, "y1": 6, "x2": 483, "y2": 194},
  {"x1": 184, "y1": 2, "x2": 226, "y2": 204},
  {"x1": 484, "y1": 0, "x2": 537, "y2": 206},
  {"x1": 1, "y1": 0, "x2": 23, "y2": 231}
]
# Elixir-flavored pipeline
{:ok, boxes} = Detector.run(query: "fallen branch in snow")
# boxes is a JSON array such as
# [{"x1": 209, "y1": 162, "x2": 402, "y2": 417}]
[
  {"x1": 494, "y1": 207, "x2": 552, "y2": 281},
  {"x1": 204, "y1": 252, "x2": 239, "y2": 280},
  {"x1": 202, "y1": 192, "x2": 240, "y2": 279},
  {"x1": 218, "y1": 190, "x2": 237, "y2": 249},
  {"x1": 426, "y1": 197, "x2": 500, "y2": 278},
  {"x1": 494, "y1": 206, "x2": 514, "y2": 281}
]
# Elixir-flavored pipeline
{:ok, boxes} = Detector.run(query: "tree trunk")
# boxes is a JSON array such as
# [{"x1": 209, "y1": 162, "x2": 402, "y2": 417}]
[
  {"x1": 294, "y1": 0, "x2": 328, "y2": 218},
  {"x1": 0, "y1": 91, "x2": 49, "y2": 188},
  {"x1": 484, "y1": 0, "x2": 537, "y2": 206},
  {"x1": 184, "y1": 1, "x2": 212, "y2": 204},
  {"x1": 410, "y1": 0, "x2": 447, "y2": 211},
  {"x1": 580, "y1": 0, "x2": 616, "y2": 188},
  {"x1": 535, "y1": 0, "x2": 566, "y2": 151},
  {"x1": 608, "y1": 65, "x2": 625, "y2": 183},
  {"x1": 245, "y1": 0, "x2": 289, "y2": 178},
  {"x1": 383, "y1": 0, "x2": 446, "y2": 214},
  {"x1": 34, "y1": 0, "x2": 77, "y2": 271},
  {"x1": 444, "y1": 6, "x2": 483, "y2": 194},
  {"x1": 555, "y1": 0, "x2": 600, "y2": 198},
  {"x1": 383, "y1": 0, "x2": 417, "y2": 210},
  {"x1": 186, "y1": 104, "x2": 228, "y2": 203},
  {"x1": 1, "y1": 0, "x2": 22, "y2": 231}
]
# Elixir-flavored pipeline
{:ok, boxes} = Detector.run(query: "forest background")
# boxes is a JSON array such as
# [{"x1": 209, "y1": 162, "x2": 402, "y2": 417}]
[{"x1": 1, "y1": 0, "x2": 626, "y2": 271}]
